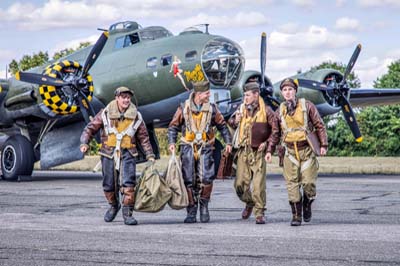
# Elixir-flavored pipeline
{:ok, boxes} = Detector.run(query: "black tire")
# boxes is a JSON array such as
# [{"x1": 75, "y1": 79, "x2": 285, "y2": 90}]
[{"x1": 1, "y1": 135, "x2": 35, "y2": 181}]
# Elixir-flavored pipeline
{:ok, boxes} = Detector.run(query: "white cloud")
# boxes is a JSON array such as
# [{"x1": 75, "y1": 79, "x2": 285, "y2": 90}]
[
  {"x1": 357, "y1": 0, "x2": 400, "y2": 8},
  {"x1": 0, "y1": 49, "x2": 16, "y2": 62},
  {"x1": 0, "y1": 0, "x2": 276, "y2": 30},
  {"x1": 277, "y1": 22, "x2": 300, "y2": 34},
  {"x1": 50, "y1": 34, "x2": 99, "y2": 55},
  {"x1": 95, "y1": 0, "x2": 274, "y2": 10},
  {"x1": 291, "y1": 0, "x2": 315, "y2": 8},
  {"x1": 357, "y1": 57, "x2": 395, "y2": 87},
  {"x1": 0, "y1": 69, "x2": 6, "y2": 79},
  {"x1": 335, "y1": 17, "x2": 361, "y2": 31},
  {"x1": 171, "y1": 12, "x2": 269, "y2": 29},
  {"x1": 269, "y1": 25, "x2": 356, "y2": 50},
  {"x1": 336, "y1": 0, "x2": 346, "y2": 7},
  {"x1": 239, "y1": 33, "x2": 346, "y2": 85},
  {"x1": 386, "y1": 49, "x2": 400, "y2": 58},
  {"x1": 0, "y1": 0, "x2": 121, "y2": 30}
]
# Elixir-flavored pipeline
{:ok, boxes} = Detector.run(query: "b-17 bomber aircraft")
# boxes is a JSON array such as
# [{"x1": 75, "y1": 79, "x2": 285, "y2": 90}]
[{"x1": 0, "y1": 20, "x2": 399, "y2": 181}]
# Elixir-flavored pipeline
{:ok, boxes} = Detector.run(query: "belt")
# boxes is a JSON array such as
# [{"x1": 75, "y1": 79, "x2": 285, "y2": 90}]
[{"x1": 285, "y1": 140, "x2": 309, "y2": 150}]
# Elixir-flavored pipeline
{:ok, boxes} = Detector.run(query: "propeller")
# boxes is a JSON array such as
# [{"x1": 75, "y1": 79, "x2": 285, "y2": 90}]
[
  {"x1": 15, "y1": 72, "x2": 69, "y2": 87},
  {"x1": 15, "y1": 31, "x2": 109, "y2": 123},
  {"x1": 296, "y1": 44, "x2": 363, "y2": 142},
  {"x1": 259, "y1": 32, "x2": 280, "y2": 110}
]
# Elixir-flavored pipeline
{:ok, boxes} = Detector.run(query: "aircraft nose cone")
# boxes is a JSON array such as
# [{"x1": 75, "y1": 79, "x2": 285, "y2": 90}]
[{"x1": 202, "y1": 37, "x2": 244, "y2": 88}]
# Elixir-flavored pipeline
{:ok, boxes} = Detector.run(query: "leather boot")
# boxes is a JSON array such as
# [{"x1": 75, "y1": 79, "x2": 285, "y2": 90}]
[
  {"x1": 255, "y1": 215, "x2": 266, "y2": 224},
  {"x1": 122, "y1": 206, "x2": 138, "y2": 225},
  {"x1": 122, "y1": 187, "x2": 138, "y2": 225},
  {"x1": 184, "y1": 187, "x2": 197, "y2": 223},
  {"x1": 199, "y1": 184, "x2": 213, "y2": 223},
  {"x1": 289, "y1": 201, "x2": 302, "y2": 226},
  {"x1": 241, "y1": 205, "x2": 253, "y2": 219},
  {"x1": 303, "y1": 194, "x2": 314, "y2": 222},
  {"x1": 104, "y1": 191, "x2": 121, "y2": 223}
]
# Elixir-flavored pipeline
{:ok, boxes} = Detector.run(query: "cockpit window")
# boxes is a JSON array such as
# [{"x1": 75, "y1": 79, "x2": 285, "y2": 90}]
[
  {"x1": 114, "y1": 37, "x2": 124, "y2": 50},
  {"x1": 202, "y1": 38, "x2": 244, "y2": 87},
  {"x1": 185, "y1": 50, "x2": 197, "y2": 62},
  {"x1": 140, "y1": 26, "x2": 173, "y2": 41},
  {"x1": 114, "y1": 33, "x2": 140, "y2": 50}
]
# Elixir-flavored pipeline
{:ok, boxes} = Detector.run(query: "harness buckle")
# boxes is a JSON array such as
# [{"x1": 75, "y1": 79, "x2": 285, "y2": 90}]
[
  {"x1": 116, "y1": 133, "x2": 123, "y2": 141},
  {"x1": 195, "y1": 132, "x2": 203, "y2": 142}
]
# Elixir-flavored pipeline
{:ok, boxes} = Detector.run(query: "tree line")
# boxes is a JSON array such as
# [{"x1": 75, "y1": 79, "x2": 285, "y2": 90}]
[{"x1": 8, "y1": 46, "x2": 400, "y2": 156}]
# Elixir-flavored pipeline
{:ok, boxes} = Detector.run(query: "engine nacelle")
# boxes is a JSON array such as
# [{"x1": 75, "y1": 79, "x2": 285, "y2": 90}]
[{"x1": 230, "y1": 70, "x2": 273, "y2": 100}]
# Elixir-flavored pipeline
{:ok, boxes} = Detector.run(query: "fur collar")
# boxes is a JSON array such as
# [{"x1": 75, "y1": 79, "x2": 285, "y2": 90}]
[{"x1": 106, "y1": 100, "x2": 137, "y2": 120}]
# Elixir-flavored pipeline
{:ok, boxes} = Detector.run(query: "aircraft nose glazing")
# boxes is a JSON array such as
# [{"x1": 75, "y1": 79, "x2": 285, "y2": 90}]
[{"x1": 202, "y1": 37, "x2": 244, "y2": 88}]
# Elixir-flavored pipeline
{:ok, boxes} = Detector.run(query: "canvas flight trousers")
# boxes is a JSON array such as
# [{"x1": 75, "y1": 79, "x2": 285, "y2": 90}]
[
  {"x1": 283, "y1": 146, "x2": 318, "y2": 203},
  {"x1": 234, "y1": 148, "x2": 267, "y2": 217}
]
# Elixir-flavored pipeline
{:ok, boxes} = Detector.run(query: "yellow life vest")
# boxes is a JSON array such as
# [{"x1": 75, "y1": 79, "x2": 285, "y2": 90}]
[
  {"x1": 181, "y1": 94, "x2": 212, "y2": 144},
  {"x1": 279, "y1": 98, "x2": 308, "y2": 143},
  {"x1": 105, "y1": 119, "x2": 135, "y2": 149}
]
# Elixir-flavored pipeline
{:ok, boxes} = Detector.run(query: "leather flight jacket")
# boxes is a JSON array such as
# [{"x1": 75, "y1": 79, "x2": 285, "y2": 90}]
[
  {"x1": 278, "y1": 98, "x2": 328, "y2": 149},
  {"x1": 168, "y1": 101, "x2": 232, "y2": 148},
  {"x1": 80, "y1": 101, "x2": 155, "y2": 161},
  {"x1": 228, "y1": 102, "x2": 280, "y2": 154}
]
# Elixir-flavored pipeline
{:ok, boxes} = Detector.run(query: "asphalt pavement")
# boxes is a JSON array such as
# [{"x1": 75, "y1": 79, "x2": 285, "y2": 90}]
[{"x1": 1, "y1": 172, "x2": 400, "y2": 266}]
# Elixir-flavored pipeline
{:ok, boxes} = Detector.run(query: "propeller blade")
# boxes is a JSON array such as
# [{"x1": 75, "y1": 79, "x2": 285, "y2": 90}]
[
  {"x1": 296, "y1": 78, "x2": 329, "y2": 91},
  {"x1": 77, "y1": 91, "x2": 96, "y2": 124},
  {"x1": 343, "y1": 44, "x2": 361, "y2": 83},
  {"x1": 81, "y1": 31, "x2": 109, "y2": 77},
  {"x1": 15, "y1": 71, "x2": 69, "y2": 87},
  {"x1": 337, "y1": 94, "x2": 363, "y2": 142},
  {"x1": 264, "y1": 95, "x2": 280, "y2": 111},
  {"x1": 260, "y1": 32, "x2": 267, "y2": 90}
]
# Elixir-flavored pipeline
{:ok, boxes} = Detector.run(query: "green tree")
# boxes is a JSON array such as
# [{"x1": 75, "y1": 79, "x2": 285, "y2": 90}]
[
  {"x1": 53, "y1": 42, "x2": 91, "y2": 60},
  {"x1": 358, "y1": 60, "x2": 400, "y2": 156},
  {"x1": 8, "y1": 42, "x2": 91, "y2": 75},
  {"x1": 9, "y1": 51, "x2": 49, "y2": 75}
]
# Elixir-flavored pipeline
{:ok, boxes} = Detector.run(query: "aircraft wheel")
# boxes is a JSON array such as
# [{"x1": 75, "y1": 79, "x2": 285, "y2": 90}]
[{"x1": 1, "y1": 135, "x2": 35, "y2": 181}]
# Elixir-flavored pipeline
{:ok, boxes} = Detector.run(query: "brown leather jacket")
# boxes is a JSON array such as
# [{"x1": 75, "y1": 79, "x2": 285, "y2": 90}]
[
  {"x1": 168, "y1": 103, "x2": 232, "y2": 146},
  {"x1": 276, "y1": 99, "x2": 328, "y2": 148},
  {"x1": 80, "y1": 106, "x2": 154, "y2": 159},
  {"x1": 228, "y1": 103, "x2": 280, "y2": 154}
]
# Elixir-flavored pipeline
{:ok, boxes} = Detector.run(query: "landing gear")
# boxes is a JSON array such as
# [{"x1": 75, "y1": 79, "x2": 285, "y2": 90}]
[{"x1": 1, "y1": 135, "x2": 35, "y2": 181}]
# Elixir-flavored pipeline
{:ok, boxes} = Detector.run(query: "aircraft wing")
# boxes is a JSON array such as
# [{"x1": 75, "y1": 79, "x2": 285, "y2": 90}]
[{"x1": 349, "y1": 88, "x2": 400, "y2": 108}]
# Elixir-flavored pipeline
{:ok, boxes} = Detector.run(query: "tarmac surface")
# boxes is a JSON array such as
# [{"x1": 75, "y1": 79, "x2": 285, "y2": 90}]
[{"x1": 1, "y1": 171, "x2": 400, "y2": 266}]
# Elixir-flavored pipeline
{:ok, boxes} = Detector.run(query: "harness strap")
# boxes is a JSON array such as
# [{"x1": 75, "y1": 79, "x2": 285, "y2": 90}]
[{"x1": 102, "y1": 108, "x2": 143, "y2": 171}]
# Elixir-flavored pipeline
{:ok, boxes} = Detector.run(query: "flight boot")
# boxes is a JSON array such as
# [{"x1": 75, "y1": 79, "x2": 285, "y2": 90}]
[
  {"x1": 199, "y1": 184, "x2": 213, "y2": 223},
  {"x1": 290, "y1": 201, "x2": 302, "y2": 226},
  {"x1": 104, "y1": 191, "x2": 121, "y2": 223},
  {"x1": 303, "y1": 194, "x2": 314, "y2": 223},
  {"x1": 241, "y1": 205, "x2": 253, "y2": 219},
  {"x1": 122, "y1": 187, "x2": 138, "y2": 225},
  {"x1": 184, "y1": 187, "x2": 197, "y2": 223}
]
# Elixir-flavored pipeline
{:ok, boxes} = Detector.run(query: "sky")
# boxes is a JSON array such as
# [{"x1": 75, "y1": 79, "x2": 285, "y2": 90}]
[{"x1": 0, "y1": 0, "x2": 399, "y2": 88}]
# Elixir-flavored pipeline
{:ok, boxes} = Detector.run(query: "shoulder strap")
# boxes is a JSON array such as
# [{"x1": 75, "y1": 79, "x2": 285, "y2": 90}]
[
  {"x1": 300, "y1": 98, "x2": 309, "y2": 133},
  {"x1": 182, "y1": 100, "x2": 191, "y2": 132},
  {"x1": 101, "y1": 106, "x2": 110, "y2": 135},
  {"x1": 279, "y1": 102, "x2": 288, "y2": 131}
]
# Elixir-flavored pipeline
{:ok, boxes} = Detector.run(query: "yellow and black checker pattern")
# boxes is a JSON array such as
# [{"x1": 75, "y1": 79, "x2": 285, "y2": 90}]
[{"x1": 39, "y1": 60, "x2": 94, "y2": 115}]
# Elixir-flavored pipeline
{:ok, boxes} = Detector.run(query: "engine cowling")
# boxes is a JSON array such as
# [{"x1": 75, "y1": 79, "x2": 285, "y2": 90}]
[{"x1": 39, "y1": 60, "x2": 94, "y2": 115}]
